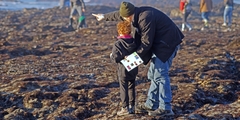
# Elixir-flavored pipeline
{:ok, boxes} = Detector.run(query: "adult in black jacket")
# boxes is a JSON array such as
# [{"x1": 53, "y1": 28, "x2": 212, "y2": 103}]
[{"x1": 93, "y1": 1, "x2": 184, "y2": 116}]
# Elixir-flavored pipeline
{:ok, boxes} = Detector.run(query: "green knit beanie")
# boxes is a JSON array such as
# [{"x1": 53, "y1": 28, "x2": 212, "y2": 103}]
[{"x1": 119, "y1": 1, "x2": 135, "y2": 17}]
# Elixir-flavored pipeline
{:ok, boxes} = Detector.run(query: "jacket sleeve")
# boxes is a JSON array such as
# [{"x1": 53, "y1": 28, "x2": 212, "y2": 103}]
[
  {"x1": 79, "y1": 0, "x2": 86, "y2": 9},
  {"x1": 103, "y1": 11, "x2": 124, "y2": 21},
  {"x1": 179, "y1": 0, "x2": 185, "y2": 12},
  {"x1": 200, "y1": 0, "x2": 204, "y2": 12},
  {"x1": 136, "y1": 12, "x2": 155, "y2": 60},
  {"x1": 110, "y1": 41, "x2": 125, "y2": 63}
]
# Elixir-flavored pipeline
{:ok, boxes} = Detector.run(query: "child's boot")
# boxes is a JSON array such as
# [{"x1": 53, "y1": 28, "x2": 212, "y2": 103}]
[{"x1": 117, "y1": 107, "x2": 129, "y2": 116}]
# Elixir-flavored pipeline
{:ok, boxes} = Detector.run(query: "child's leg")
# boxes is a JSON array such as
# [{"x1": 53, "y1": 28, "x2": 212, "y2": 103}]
[
  {"x1": 128, "y1": 79, "x2": 136, "y2": 107},
  {"x1": 118, "y1": 73, "x2": 129, "y2": 108}
]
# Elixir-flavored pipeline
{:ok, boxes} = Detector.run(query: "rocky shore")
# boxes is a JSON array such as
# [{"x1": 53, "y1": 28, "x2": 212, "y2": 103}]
[{"x1": 0, "y1": 1, "x2": 240, "y2": 120}]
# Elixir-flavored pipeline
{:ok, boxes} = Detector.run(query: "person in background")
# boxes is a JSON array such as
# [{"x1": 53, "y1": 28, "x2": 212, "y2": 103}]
[
  {"x1": 93, "y1": 1, "x2": 184, "y2": 117},
  {"x1": 68, "y1": 0, "x2": 86, "y2": 30},
  {"x1": 200, "y1": 0, "x2": 213, "y2": 27},
  {"x1": 59, "y1": 0, "x2": 69, "y2": 9},
  {"x1": 179, "y1": 0, "x2": 192, "y2": 31},
  {"x1": 222, "y1": 0, "x2": 234, "y2": 27},
  {"x1": 110, "y1": 21, "x2": 138, "y2": 116}
]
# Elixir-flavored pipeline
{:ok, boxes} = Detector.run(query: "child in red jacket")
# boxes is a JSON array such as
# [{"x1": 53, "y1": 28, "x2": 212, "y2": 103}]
[{"x1": 180, "y1": 0, "x2": 192, "y2": 31}]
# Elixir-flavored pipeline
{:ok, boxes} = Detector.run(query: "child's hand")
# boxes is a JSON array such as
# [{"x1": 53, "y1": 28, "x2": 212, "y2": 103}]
[
  {"x1": 92, "y1": 13, "x2": 104, "y2": 21},
  {"x1": 110, "y1": 53, "x2": 113, "y2": 58}
]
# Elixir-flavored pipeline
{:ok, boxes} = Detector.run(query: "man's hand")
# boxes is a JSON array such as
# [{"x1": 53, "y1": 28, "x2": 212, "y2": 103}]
[
  {"x1": 92, "y1": 13, "x2": 104, "y2": 21},
  {"x1": 82, "y1": 8, "x2": 85, "y2": 12}
]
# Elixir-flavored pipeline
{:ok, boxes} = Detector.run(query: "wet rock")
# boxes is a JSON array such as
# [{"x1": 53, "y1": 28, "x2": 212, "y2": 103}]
[
  {"x1": 188, "y1": 114, "x2": 204, "y2": 120},
  {"x1": 4, "y1": 108, "x2": 35, "y2": 120}
]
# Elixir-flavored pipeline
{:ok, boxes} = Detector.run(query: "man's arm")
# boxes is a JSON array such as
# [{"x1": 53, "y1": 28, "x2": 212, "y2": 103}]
[
  {"x1": 103, "y1": 11, "x2": 124, "y2": 21},
  {"x1": 136, "y1": 13, "x2": 155, "y2": 59},
  {"x1": 92, "y1": 11, "x2": 124, "y2": 21},
  {"x1": 79, "y1": 0, "x2": 86, "y2": 10}
]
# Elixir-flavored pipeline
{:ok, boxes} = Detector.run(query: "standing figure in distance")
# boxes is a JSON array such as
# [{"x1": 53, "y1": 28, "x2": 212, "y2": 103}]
[
  {"x1": 180, "y1": 0, "x2": 192, "y2": 31},
  {"x1": 200, "y1": 0, "x2": 213, "y2": 27},
  {"x1": 110, "y1": 21, "x2": 138, "y2": 116},
  {"x1": 69, "y1": 0, "x2": 86, "y2": 30},
  {"x1": 59, "y1": 0, "x2": 70, "y2": 9},
  {"x1": 222, "y1": 0, "x2": 234, "y2": 27}
]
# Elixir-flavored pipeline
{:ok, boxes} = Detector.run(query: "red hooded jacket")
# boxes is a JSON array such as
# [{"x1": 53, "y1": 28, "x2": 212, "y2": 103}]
[{"x1": 180, "y1": 0, "x2": 186, "y2": 12}]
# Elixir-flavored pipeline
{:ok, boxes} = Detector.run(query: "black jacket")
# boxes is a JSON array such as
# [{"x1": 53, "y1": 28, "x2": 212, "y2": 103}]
[
  {"x1": 110, "y1": 37, "x2": 138, "y2": 79},
  {"x1": 111, "y1": 37, "x2": 137, "y2": 63},
  {"x1": 104, "y1": 7, "x2": 184, "y2": 63},
  {"x1": 224, "y1": 0, "x2": 234, "y2": 7}
]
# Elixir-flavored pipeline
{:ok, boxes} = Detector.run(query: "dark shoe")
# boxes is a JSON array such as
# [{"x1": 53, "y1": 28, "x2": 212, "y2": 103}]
[
  {"x1": 129, "y1": 105, "x2": 135, "y2": 114},
  {"x1": 117, "y1": 107, "x2": 129, "y2": 116},
  {"x1": 148, "y1": 108, "x2": 174, "y2": 116},
  {"x1": 69, "y1": 18, "x2": 74, "y2": 26},
  {"x1": 136, "y1": 104, "x2": 153, "y2": 113},
  {"x1": 67, "y1": 25, "x2": 74, "y2": 31}
]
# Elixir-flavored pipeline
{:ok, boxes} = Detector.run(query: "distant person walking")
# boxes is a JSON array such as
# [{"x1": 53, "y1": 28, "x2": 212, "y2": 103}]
[
  {"x1": 59, "y1": 0, "x2": 70, "y2": 9},
  {"x1": 110, "y1": 21, "x2": 138, "y2": 116},
  {"x1": 200, "y1": 0, "x2": 213, "y2": 27},
  {"x1": 68, "y1": 0, "x2": 87, "y2": 30},
  {"x1": 222, "y1": 0, "x2": 234, "y2": 27},
  {"x1": 179, "y1": 0, "x2": 192, "y2": 31}
]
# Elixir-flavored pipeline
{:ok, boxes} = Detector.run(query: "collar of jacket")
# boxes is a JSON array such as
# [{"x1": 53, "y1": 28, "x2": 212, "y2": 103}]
[{"x1": 117, "y1": 34, "x2": 132, "y2": 39}]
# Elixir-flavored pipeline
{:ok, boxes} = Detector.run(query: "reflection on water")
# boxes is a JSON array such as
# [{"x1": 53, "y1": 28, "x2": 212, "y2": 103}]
[
  {"x1": 0, "y1": 0, "x2": 99, "y2": 11},
  {"x1": 0, "y1": 1, "x2": 59, "y2": 10},
  {"x1": 2, "y1": 0, "x2": 238, "y2": 11}
]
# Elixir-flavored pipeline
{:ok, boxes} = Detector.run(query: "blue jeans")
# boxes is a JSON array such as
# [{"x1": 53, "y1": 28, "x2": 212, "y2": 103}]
[
  {"x1": 223, "y1": 6, "x2": 233, "y2": 26},
  {"x1": 182, "y1": 11, "x2": 192, "y2": 30},
  {"x1": 201, "y1": 12, "x2": 210, "y2": 22},
  {"x1": 145, "y1": 46, "x2": 179, "y2": 110}
]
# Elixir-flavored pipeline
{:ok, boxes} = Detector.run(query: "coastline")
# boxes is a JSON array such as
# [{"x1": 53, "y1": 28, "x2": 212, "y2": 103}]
[{"x1": 0, "y1": 1, "x2": 100, "y2": 11}]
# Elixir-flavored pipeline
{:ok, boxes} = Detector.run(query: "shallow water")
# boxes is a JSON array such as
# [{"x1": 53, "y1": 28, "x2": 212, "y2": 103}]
[
  {"x1": 0, "y1": 0, "x2": 98, "y2": 11},
  {"x1": 0, "y1": 1, "x2": 58, "y2": 10}
]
